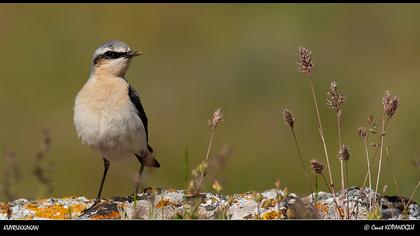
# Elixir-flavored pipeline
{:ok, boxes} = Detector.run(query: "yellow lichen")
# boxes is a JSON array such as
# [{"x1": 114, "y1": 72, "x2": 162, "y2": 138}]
[
  {"x1": 262, "y1": 210, "x2": 279, "y2": 219},
  {"x1": 244, "y1": 195, "x2": 255, "y2": 200},
  {"x1": 261, "y1": 198, "x2": 277, "y2": 208}
]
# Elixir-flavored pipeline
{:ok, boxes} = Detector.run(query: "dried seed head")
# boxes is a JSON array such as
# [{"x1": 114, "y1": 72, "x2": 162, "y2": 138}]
[
  {"x1": 208, "y1": 107, "x2": 224, "y2": 130},
  {"x1": 358, "y1": 127, "x2": 368, "y2": 142},
  {"x1": 382, "y1": 185, "x2": 388, "y2": 194},
  {"x1": 282, "y1": 108, "x2": 295, "y2": 128},
  {"x1": 382, "y1": 90, "x2": 399, "y2": 119},
  {"x1": 212, "y1": 180, "x2": 223, "y2": 193},
  {"x1": 326, "y1": 81, "x2": 346, "y2": 112},
  {"x1": 275, "y1": 179, "x2": 281, "y2": 190},
  {"x1": 411, "y1": 159, "x2": 420, "y2": 170},
  {"x1": 297, "y1": 47, "x2": 314, "y2": 75},
  {"x1": 310, "y1": 159, "x2": 324, "y2": 174},
  {"x1": 191, "y1": 161, "x2": 208, "y2": 178},
  {"x1": 339, "y1": 145, "x2": 350, "y2": 161}
]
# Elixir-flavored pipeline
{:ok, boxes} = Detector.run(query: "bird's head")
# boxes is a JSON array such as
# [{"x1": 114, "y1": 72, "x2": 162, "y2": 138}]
[{"x1": 91, "y1": 40, "x2": 142, "y2": 77}]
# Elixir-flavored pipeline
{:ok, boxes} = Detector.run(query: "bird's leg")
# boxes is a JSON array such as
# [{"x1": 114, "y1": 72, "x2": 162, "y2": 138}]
[
  {"x1": 81, "y1": 158, "x2": 110, "y2": 215},
  {"x1": 134, "y1": 157, "x2": 144, "y2": 196},
  {"x1": 132, "y1": 153, "x2": 146, "y2": 198},
  {"x1": 96, "y1": 158, "x2": 110, "y2": 202},
  {"x1": 134, "y1": 161, "x2": 145, "y2": 196}
]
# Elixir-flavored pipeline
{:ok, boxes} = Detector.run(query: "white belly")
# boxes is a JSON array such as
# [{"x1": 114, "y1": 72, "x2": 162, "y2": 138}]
[{"x1": 73, "y1": 81, "x2": 147, "y2": 161}]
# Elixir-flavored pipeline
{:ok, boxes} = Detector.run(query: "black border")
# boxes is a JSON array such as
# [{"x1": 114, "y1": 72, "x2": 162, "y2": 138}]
[{"x1": 1, "y1": 220, "x2": 419, "y2": 234}]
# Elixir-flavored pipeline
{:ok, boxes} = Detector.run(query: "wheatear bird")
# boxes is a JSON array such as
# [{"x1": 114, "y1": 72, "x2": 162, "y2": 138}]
[{"x1": 73, "y1": 40, "x2": 160, "y2": 206}]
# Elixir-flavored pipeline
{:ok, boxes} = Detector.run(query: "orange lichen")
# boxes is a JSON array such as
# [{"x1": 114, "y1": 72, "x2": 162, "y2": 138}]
[
  {"x1": 0, "y1": 202, "x2": 11, "y2": 217},
  {"x1": 155, "y1": 198, "x2": 171, "y2": 209},
  {"x1": 89, "y1": 211, "x2": 120, "y2": 220},
  {"x1": 338, "y1": 207, "x2": 345, "y2": 218},
  {"x1": 68, "y1": 204, "x2": 86, "y2": 215},
  {"x1": 262, "y1": 210, "x2": 280, "y2": 219},
  {"x1": 314, "y1": 202, "x2": 329, "y2": 213},
  {"x1": 26, "y1": 203, "x2": 71, "y2": 219},
  {"x1": 0, "y1": 202, "x2": 9, "y2": 213}
]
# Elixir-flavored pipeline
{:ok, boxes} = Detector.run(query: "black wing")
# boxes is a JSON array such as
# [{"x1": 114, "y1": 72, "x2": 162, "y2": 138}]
[{"x1": 128, "y1": 85, "x2": 153, "y2": 152}]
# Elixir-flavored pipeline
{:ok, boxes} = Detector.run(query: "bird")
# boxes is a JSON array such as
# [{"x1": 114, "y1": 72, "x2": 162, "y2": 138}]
[{"x1": 73, "y1": 40, "x2": 160, "y2": 208}]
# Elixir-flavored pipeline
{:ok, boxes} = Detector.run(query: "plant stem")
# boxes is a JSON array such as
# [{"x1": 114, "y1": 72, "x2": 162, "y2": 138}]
[
  {"x1": 161, "y1": 194, "x2": 164, "y2": 220},
  {"x1": 197, "y1": 130, "x2": 216, "y2": 193},
  {"x1": 403, "y1": 181, "x2": 420, "y2": 215},
  {"x1": 337, "y1": 114, "x2": 342, "y2": 147},
  {"x1": 375, "y1": 116, "x2": 388, "y2": 193},
  {"x1": 315, "y1": 175, "x2": 319, "y2": 203},
  {"x1": 363, "y1": 140, "x2": 372, "y2": 211},
  {"x1": 340, "y1": 161, "x2": 345, "y2": 193},
  {"x1": 308, "y1": 78, "x2": 335, "y2": 195},
  {"x1": 385, "y1": 148, "x2": 401, "y2": 196},
  {"x1": 290, "y1": 128, "x2": 315, "y2": 202},
  {"x1": 320, "y1": 173, "x2": 343, "y2": 219},
  {"x1": 345, "y1": 160, "x2": 349, "y2": 219},
  {"x1": 205, "y1": 131, "x2": 215, "y2": 161},
  {"x1": 362, "y1": 140, "x2": 380, "y2": 187},
  {"x1": 338, "y1": 116, "x2": 345, "y2": 193}
]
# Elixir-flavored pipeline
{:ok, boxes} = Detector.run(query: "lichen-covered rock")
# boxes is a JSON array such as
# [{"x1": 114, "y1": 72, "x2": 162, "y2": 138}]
[
  {"x1": 0, "y1": 187, "x2": 418, "y2": 220},
  {"x1": 0, "y1": 197, "x2": 91, "y2": 220},
  {"x1": 303, "y1": 186, "x2": 419, "y2": 220}
]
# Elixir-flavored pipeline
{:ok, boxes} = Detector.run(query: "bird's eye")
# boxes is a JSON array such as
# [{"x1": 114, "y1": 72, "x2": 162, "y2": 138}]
[{"x1": 104, "y1": 51, "x2": 117, "y2": 59}]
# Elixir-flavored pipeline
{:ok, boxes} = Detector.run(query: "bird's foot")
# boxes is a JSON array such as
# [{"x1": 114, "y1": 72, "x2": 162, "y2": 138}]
[{"x1": 79, "y1": 199, "x2": 102, "y2": 217}]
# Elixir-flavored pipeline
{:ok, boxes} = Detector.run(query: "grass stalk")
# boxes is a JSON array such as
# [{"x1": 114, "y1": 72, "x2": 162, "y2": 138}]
[
  {"x1": 337, "y1": 117, "x2": 345, "y2": 193},
  {"x1": 320, "y1": 173, "x2": 343, "y2": 219},
  {"x1": 375, "y1": 116, "x2": 388, "y2": 193},
  {"x1": 345, "y1": 160, "x2": 349, "y2": 219},
  {"x1": 308, "y1": 78, "x2": 335, "y2": 195},
  {"x1": 403, "y1": 181, "x2": 420, "y2": 215},
  {"x1": 205, "y1": 131, "x2": 215, "y2": 162},
  {"x1": 290, "y1": 128, "x2": 315, "y2": 202},
  {"x1": 363, "y1": 140, "x2": 372, "y2": 211}
]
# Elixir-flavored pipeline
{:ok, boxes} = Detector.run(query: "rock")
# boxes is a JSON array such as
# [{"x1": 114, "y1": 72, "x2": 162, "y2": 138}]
[
  {"x1": 0, "y1": 187, "x2": 418, "y2": 220},
  {"x1": 304, "y1": 186, "x2": 419, "y2": 220}
]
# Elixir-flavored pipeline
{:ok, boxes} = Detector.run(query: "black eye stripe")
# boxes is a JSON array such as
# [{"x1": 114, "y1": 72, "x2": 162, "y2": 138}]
[
  {"x1": 104, "y1": 51, "x2": 127, "y2": 59},
  {"x1": 93, "y1": 51, "x2": 128, "y2": 64}
]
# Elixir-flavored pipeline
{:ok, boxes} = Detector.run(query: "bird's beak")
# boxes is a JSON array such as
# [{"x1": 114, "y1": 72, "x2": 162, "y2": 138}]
[{"x1": 127, "y1": 50, "x2": 143, "y2": 58}]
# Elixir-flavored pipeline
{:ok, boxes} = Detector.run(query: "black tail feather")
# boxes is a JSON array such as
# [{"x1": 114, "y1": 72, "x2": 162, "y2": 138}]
[{"x1": 135, "y1": 147, "x2": 160, "y2": 168}]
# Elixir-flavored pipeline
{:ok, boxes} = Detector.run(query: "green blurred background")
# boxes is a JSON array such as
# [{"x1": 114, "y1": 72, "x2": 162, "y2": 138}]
[{"x1": 0, "y1": 4, "x2": 419, "y2": 202}]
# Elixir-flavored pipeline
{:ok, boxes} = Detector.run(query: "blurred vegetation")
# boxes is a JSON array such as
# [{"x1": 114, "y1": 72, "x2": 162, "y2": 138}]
[{"x1": 0, "y1": 4, "x2": 419, "y2": 202}]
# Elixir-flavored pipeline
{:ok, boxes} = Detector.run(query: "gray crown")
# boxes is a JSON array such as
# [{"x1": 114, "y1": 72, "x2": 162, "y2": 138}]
[{"x1": 93, "y1": 40, "x2": 131, "y2": 60}]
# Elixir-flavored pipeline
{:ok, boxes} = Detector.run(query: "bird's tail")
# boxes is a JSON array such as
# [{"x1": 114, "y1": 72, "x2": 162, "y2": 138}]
[{"x1": 136, "y1": 145, "x2": 160, "y2": 168}]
